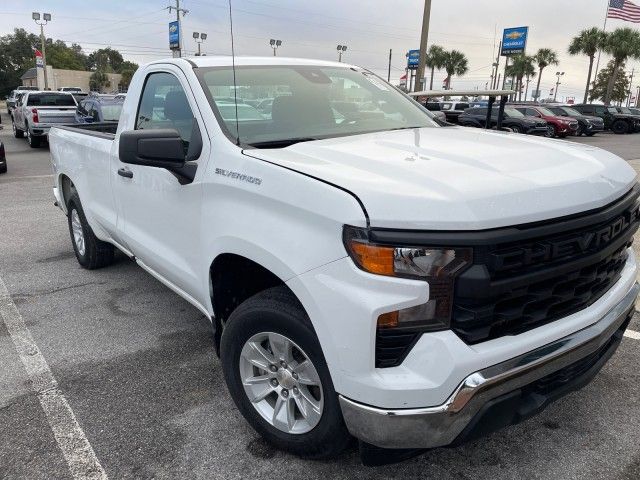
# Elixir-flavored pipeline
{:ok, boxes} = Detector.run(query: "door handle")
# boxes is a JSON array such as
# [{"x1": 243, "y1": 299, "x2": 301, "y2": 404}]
[{"x1": 117, "y1": 167, "x2": 133, "y2": 178}]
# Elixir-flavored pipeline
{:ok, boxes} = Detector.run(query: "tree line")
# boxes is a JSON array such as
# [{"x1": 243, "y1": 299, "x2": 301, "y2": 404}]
[
  {"x1": 0, "y1": 28, "x2": 138, "y2": 96},
  {"x1": 420, "y1": 26, "x2": 640, "y2": 105}
]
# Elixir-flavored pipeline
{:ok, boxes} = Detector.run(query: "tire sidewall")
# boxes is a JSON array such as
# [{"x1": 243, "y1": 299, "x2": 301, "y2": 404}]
[
  {"x1": 220, "y1": 296, "x2": 348, "y2": 456},
  {"x1": 67, "y1": 198, "x2": 91, "y2": 268},
  {"x1": 612, "y1": 121, "x2": 628, "y2": 134}
]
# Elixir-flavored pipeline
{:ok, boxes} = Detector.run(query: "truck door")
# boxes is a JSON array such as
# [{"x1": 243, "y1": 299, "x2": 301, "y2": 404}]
[{"x1": 112, "y1": 66, "x2": 210, "y2": 306}]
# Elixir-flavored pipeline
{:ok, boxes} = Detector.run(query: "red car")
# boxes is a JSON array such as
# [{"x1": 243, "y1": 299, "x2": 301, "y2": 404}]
[{"x1": 513, "y1": 105, "x2": 579, "y2": 138}]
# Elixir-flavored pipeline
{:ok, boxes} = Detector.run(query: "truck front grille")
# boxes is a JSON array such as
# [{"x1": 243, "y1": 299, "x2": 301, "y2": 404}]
[{"x1": 451, "y1": 186, "x2": 640, "y2": 344}]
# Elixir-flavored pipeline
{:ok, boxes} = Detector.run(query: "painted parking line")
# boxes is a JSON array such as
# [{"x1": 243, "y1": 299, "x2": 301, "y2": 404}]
[
  {"x1": 0, "y1": 276, "x2": 108, "y2": 480},
  {"x1": 624, "y1": 329, "x2": 640, "y2": 340}
]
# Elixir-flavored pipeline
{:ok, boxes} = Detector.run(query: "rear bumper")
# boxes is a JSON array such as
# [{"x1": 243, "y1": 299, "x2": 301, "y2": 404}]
[{"x1": 339, "y1": 282, "x2": 638, "y2": 449}]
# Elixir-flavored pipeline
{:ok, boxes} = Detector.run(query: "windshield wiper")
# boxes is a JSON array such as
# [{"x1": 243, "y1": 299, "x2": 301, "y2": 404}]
[{"x1": 246, "y1": 137, "x2": 319, "y2": 149}]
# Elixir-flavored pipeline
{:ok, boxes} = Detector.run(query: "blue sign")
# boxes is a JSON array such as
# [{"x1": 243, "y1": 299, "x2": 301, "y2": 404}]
[
  {"x1": 407, "y1": 49, "x2": 420, "y2": 70},
  {"x1": 169, "y1": 21, "x2": 180, "y2": 50},
  {"x1": 501, "y1": 26, "x2": 528, "y2": 56},
  {"x1": 407, "y1": 50, "x2": 420, "y2": 70}
]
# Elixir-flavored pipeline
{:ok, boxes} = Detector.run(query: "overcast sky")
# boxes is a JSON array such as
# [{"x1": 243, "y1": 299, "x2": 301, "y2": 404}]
[{"x1": 2, "y1": 0, "x2": 640, "y2": 100}]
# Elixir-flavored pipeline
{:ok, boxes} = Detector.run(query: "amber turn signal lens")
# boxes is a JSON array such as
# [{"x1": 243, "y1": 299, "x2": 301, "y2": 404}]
[
  {"x1": 377, "y1": 311, "x2": 399, "y2": 329},
  {"x1": 349, "y1": 241, "x2": 395, "y2": 276}
]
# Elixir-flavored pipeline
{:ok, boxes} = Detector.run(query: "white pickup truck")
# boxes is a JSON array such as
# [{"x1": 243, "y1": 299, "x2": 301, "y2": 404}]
[
  {"x1": 49, "y1": 57, "x2": 639, "y2": 464},
  {"x1": 13, "y1": 91, "x2": 77, "y2": 148}
]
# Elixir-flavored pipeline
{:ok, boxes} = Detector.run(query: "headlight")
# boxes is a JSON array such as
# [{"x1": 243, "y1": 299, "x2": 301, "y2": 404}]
[{"x1": 343, "y1": 226, "x2": 472, "y2": 331}]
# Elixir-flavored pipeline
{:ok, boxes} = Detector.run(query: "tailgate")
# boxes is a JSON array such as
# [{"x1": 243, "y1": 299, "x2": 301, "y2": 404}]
[{"x1": 35, "y1": 107, "x2": 77, "y2": 125}]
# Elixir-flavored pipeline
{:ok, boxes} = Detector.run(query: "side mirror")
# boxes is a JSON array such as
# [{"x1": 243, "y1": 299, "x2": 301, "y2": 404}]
[{"x1": 119, "y1": 129, "x2": 185, "y2": 168}]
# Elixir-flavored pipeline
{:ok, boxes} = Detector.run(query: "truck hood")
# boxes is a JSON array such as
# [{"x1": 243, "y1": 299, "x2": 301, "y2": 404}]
[{"x1": 245, "y1": 127, "x2": 637, "y2": 230}]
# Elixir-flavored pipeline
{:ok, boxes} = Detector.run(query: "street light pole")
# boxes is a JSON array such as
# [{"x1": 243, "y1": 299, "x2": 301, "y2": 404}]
[
  {"x1": 337, "y1": 45, "x2": 347, "y2": 62},
  {"x1": 387, "y1": 49, "x2": 392, "y2": 82},
  {"x1": 553, "y1": 71, "x2": 565, "y2": 102},
  {"x1": 414, "y1": 0, "x2": 432, "y2": 92},
  {"x1": 193, "y1": 32, "x2": 207, "y2": 56},
  {"x1": 269, "y1": 39, "x2": 282, "y2": 56},
  {"x1": 32, "y1": 12, "x2": 51, "y2": 90}
]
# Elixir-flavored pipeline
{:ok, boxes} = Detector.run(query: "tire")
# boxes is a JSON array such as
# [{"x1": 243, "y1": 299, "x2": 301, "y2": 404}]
[
  {"x1": 0, "y1": 163, "x2": 6, "y2": 174},
  {"x1": 510, "y1": 125, "x2": 522, "y2": 134},
  {"x1": 26, "y1": 127, "x2": 41, "y2": 148},
  {"x1": 586, "y1": 132, "x2": 596, "y2": 137},
  {"x1": 545, "y1": 125, "x2": 556, "y2": 138},
  {"x1": 612, "y1": 121, "x2": 629, "y2": 135},
  {"x1": 67, "y1": 193, "x2": 115, "y2": 269},
  {"x1": 576, "y1": 126, "x2": 584, "y2": 136},
  {"x1": 221, "y1": 286, "x2": 351, "y2": 459},
  {"x1": 12, "y1": 122, "x2": 24, "y2": 138}
]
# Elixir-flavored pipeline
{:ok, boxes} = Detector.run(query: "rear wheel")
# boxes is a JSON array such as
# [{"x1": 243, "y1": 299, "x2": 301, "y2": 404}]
[
  {"x1": 26, "y1": 127, "x2": 41, "y2": 148},
  {"x1": 12, "y1": 122, "x2": 24, "y2": 138},
  {"x1": 510, "y1": 125, "x2": 522, "y2": 134},
  {"x1": 576, "y1": 125, "x2": 584, "y2": 136},
  {"x1": 221, "y1": 287, "x2": 351, "y2": 459},
  {"x1": 0, "y1": 163, "x2": 6, "y2": 174},
  {"x1": 612, "y1": 120, "x2": 629, "y2": 134},
  {"x1": 67, "y1": 193, "x2": 115, "y2": 269}
]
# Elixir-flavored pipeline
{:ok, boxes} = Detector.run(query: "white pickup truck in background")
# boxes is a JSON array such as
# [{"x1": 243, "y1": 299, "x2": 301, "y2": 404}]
[
  {"x1": 49, "y1": 57, "x2": 639, "y2": 464},
  {"x1": 12, "y1": 91, "x2": 77, "y2": 148}
]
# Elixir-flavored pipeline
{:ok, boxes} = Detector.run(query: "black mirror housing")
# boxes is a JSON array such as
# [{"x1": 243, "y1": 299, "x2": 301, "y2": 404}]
[{"x1": 119, "y1": 129, "x2": 185, "y2": 168}]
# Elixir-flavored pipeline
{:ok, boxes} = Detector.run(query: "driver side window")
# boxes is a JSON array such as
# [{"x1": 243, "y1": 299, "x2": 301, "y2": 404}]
[{"x1": 136, "y1": 72, "x2": 195, "y2": 147}]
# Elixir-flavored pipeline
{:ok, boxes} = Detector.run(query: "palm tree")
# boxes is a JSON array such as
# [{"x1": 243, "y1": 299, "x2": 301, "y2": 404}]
[
  {"x1": 441, "y1": 50, "x2": 468, "y2": 90},
  {"x1": 568, "y1": 27, "x2": 607, "y2": 104},
  {"x1": 505, "y1": 54, "x2": 535, "y2": 100},
  {"x1": 601, "y1": 27, "x2": 640, "y2": 105},
  {"x1": 532, "y1": 48, "x2": 559, "y2": 101},
  {"x1": 425, "y1": 45, "x2": 446, "y2": 90}
]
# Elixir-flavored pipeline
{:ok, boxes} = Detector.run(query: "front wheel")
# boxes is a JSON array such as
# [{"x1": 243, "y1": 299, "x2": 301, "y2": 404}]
[
  {"x1": 510, "y1": 125, "x2": 522, "y2": 134},
  {"x1": 544, "y1": 125, "x2": 556, "y2": 137},
  {"x1": 221, "y1": 287, "x2": 351, "y2": 459},
  {"x1": 67, "y1": 193, "x2": 115, "y2": 269},
  {"x1": 612, "y1": 120, "x2": 629, "y2": 134}
]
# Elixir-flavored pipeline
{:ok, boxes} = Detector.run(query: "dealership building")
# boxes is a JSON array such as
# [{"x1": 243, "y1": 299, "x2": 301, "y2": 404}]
[{"x1": 20, "y1": 67, "x2": 123, "y2": 93}]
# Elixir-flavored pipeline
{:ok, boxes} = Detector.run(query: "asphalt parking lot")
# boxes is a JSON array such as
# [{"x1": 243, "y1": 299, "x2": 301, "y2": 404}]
[{"x1": 1, "y1": 125, "x2": 640, "y2": 480}]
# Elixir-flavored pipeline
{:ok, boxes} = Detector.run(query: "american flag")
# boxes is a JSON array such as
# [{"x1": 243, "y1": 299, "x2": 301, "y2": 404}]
[{"x1": 608, "y1": 0, "x2": 640, "y2": 22}]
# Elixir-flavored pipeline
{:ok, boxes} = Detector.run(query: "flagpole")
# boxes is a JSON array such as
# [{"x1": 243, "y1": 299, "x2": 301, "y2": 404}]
[{"x1": 593, "y1": 0, "x2": 610, "y2": 82}]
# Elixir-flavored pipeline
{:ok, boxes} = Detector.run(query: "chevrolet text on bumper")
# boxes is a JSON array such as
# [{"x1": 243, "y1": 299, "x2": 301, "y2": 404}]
[
  {"x1": 48, "y1": 57, "x2": 640, "y2": 463},
  {"x1": 340, "y1": 282, "x2": 638, "y2": 449}
]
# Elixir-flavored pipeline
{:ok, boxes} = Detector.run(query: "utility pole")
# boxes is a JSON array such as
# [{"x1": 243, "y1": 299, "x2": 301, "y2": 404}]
[
  {"x1": 626, "y1": 68, "x2": 635, "y2": 107},
  {"x1": 414, "y1": 0, "x2": 432, "y2": 92},
  {"x1": 387, "y1": 49, "x2": 392, "y2": 82},
  {"x1": 636, "y1": 86, "x2": 640, "y2": 108},
  {"x1": 167, "y1": 0, "x2": 188, "y2": 58},
  {"x1": 32, "y1": 12, "x2": 51, "y2": 90},
  {"x1": 491, "y1": 41, "x2": 501, "y2": 90}
]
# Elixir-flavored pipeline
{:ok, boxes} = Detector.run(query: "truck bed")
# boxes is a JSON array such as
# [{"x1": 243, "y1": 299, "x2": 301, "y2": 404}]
[{"x1": 53, "y1": 122, "x2": 118, "y2": 139}]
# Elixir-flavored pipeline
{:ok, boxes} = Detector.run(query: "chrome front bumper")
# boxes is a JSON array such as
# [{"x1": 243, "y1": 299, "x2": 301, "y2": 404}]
[{"x1": 339, "y1": 283, "x2": 639, "y2": 449}]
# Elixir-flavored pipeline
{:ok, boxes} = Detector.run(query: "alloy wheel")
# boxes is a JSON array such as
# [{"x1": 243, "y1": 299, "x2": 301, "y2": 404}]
[
  {"x1": 71, "y1": 209, "x2": 86, "y2": 256},
  {"x1": 239, "y1": 332, "x2": 324, "y2": 434}
]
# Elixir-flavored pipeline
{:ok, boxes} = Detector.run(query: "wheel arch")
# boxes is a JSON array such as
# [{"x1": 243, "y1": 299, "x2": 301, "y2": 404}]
[{"x1": 208, "y1": 246, "x2": 314, "y2": 356}]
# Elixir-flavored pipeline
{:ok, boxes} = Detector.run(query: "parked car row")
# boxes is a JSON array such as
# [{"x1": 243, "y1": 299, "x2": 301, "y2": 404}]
[
  {"x1": 8, "y1": 90, "x2": 125, "y2": 148},
  {"x1": 424, "y1": 98, "x2": 640, "y2": 137}
]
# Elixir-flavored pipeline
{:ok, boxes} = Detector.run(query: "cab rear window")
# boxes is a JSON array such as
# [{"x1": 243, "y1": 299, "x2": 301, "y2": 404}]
[{"x1": 27, "y1": 93, "x2": 76, "y2": 107}]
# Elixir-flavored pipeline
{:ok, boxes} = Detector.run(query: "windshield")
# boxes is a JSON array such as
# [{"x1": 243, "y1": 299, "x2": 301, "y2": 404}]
[
  {"x1": 100, "y1": 103, "x2": 123, "y2": 122},
  {"x1": 536, "y1": 107, "x2": 555, "y2": 116},
  {"x1": 504, "y1": 107, "x2": 525, "y2": 118},
  {"x1": 27, "y1": 93, "x2": 76, "y2": 107},
  {"x1": 560, "y1": 107, "x2": 580, "y2": 116},
  {"x1": 197, "y1": 65, "x2": 437, "y2": 147}
]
